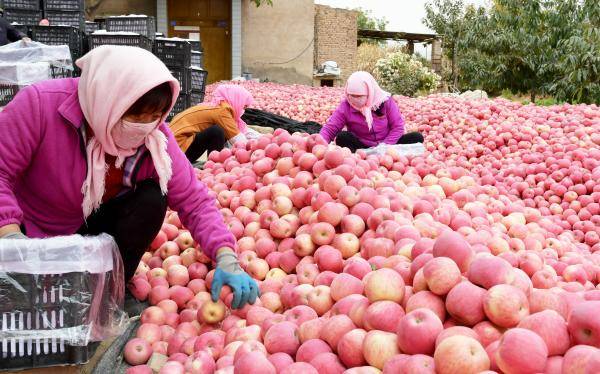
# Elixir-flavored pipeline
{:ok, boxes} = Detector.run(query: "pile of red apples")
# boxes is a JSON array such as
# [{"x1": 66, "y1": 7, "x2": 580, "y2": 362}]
[{"x1": 124, "y1": 94, "x2": 600, "y2": 374}]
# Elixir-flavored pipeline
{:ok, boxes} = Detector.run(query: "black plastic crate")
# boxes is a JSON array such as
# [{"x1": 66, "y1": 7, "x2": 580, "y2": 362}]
[
  {"x1": 190, "y1": 89, "x2": 204, "y2": 106},
  {"x1": 32, "y1": 26, "x2": 82, "y2": 56},
  {"x1": 11, "y1": 23, "x2": 32, "y2": 37},
  {"x1": 89, "y1": 33, "x2": 153, "y2": 51},
  {"x1": 4, "y1": 8, "x2": 42, "y2": 25},
  {"x1": 0, "y1": 84, "x2": 20, "y2": 107},
  {"x1": 43, "y1": 0, "x2": 84, "y2": 11},
  {"x1": 1, "y1": 0, "x2": 41, "y2": 10},
  {"x1": 167, "y1": 93, "x2": 189, "y2": 121},
  {"x1": 84, "y1": 21, "x2": 100, "y2": 34},
  {"x1": 168, "y1": 66, "x2": 190, "y2": 92},
  {"x1": 188, "y1": 39, "x2": 202, "y2": 52},
  {"x1": 153, "y1": 38, "x2": 191, "y2": 68},
  {"x1": 44, "y1": 10, "x2": 84, "y2": 29},
  {"x1": 0, "y1": 272, "x2": 104, "y2": 370},
  {"x1": 50, "y1": 65, "x2": 73, "y2": 79},
  {"x1": 191, "y1": 51, "x2": 203, "y2": 68},
  {"x1": 105, "y1": 16, "x2": 155, "y2": 40},
  {"x1": 190, "y1": 67, "x2": 207, "y2": 92}
]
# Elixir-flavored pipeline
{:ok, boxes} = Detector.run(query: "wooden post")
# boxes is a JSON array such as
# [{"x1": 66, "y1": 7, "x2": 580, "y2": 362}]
[{"x1": 407, "y1": 41, "x2": 414, "y2": 55}]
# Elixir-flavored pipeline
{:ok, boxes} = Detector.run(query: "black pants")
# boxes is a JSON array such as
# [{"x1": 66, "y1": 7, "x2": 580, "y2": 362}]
[
  {"x1": 184, "y1": 125, "x2": 227, "y2": 163},
  {"x1": 77, "y1": 180, "x2": 168, "y2": 281},
  {"x1": 335, "y1": 131, "x2": 425, "y2": 153}
]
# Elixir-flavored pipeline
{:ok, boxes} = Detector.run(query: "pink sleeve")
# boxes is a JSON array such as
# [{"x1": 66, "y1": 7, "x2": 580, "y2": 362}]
[
  {"x1": 0, "y1": 86, "x2": 41, "y2": 228},
  {"x1": 319, "y1": 103, "x2": 347, "y2": 143},
  {"x1": 162, "y1": 125, "x2": 235, "y2": 260},
  {"x1": 383, "y1": 98, "x2": 406, "y2": 144}
]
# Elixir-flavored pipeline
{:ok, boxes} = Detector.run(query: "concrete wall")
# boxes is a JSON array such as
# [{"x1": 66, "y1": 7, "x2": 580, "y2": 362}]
[
  {"x1": 85, "y1": 0, "x2": 156, "y2": 19},
  {"x1": 241, "y1": 0, "x2": 314, "y2": 85},
  {"x1": 314, "y1": 5, "x2": 358, "y2": 83}
]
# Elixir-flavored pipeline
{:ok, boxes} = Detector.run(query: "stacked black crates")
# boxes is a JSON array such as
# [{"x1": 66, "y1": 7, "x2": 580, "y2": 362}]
[
  {"x1": 154, "y1": 38, "x2": 191, "y2": 120},
  {"x1": 1, "y1": 0, "x2": 43, "y2": 28},
  {"x1": 42, "y1": 0, "x2": 85, "y2": 29},
  {"x1": 153, "y1": 37, "x2": 208, "y2": 120},
  {"x1": 105, "y1": 15, "x2": 155, "y2": 39},
  {"x1": 31, "y1": 25, "x2": 83, "y2": 63},
  {"x1": 89, "y1": 15, "x2": 154, "y2": 52},
  {"x1": 0, "y1": 272, "x2": 100, "y2": 370}
]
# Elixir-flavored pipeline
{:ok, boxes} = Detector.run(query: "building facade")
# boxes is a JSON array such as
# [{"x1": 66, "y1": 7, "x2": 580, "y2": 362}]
[{"x1": 86, "y1": 0, "x2": 358, "y2": 84}]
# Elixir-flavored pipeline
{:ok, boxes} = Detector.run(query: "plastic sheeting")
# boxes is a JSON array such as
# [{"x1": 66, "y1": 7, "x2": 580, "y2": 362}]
[
  {"x1": 241, "y1": 108, "x2": 322, "y2": 135},
  {"x1": 0, "y1": 234, "x2": 128, "y2": 348},
  {"x1": 0, "y1": 41, "x2": 73, "y2": 85},
  {"x1": 360, "y1": 142, "x2": 426, "y2": 157}
]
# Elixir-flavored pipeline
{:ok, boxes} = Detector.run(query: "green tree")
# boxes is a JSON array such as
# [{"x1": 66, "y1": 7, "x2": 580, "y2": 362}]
[
  {"x1": 550, "y1": 0, "x2": 600, "y2": 104},
  {"x1": 457, "y1": 0, "x2": 599, "y2": 104},
  {"x1": 354, "y1": 7, "x2": 388, "y2": 45},
  {"x1": 356, "y1": 7, "x2": 388, "y2": 31},
  {"x1": 423, "y1": 0, "x2": 466, "y2": 89}
]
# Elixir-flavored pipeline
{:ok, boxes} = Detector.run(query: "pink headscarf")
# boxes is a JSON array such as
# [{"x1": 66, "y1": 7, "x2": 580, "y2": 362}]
[
  {"x1": 210, "y1": 84, "x2": 253, "y2": 133},
  {"x1": 345, "y1": 71, "x2": 390, "y2": 130},
  {"x1": 76, "y1": 46, "x2": 180, "y2": 218}
]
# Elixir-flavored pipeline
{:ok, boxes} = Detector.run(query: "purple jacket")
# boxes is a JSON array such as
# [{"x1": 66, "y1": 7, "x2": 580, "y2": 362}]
[
  {"x1": 319, "y1": 97, "x2": 405, "y2": 147},
  {"x1": 0, "y1": 78, "x2": 234, "y2": 260}
]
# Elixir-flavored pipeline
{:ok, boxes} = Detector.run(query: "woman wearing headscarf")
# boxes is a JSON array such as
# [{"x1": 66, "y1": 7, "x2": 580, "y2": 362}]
[
  {"x1": 320, "y1": 71, "x2": 424, "y2": 152},
  {"x1": 0, "y1": 46, "x2": 257, "y2": 309},
  {"x1": 169, "y1": 84, "x2": 254, "y2": 163}
]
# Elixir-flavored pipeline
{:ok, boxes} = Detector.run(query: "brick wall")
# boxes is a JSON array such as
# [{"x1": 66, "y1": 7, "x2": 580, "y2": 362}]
[{"x1": 314, "y1": 5, "x2": 358, "y2": 83}]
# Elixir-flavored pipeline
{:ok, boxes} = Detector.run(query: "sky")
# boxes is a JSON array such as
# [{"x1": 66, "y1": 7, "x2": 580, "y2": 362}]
[{"x1": 314, "y1": 0, "x2": 488, "y2": 56}]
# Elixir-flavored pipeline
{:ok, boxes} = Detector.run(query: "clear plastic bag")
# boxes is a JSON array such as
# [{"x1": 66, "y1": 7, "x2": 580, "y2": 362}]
[
  {"x1": 0, "y1": 40, "x2": 73, "y2": 85},
  {"x1": 0, "y1": 234, "x2": 127, "y2": 347},
  {"x1": 360, "y1": 142, "x2": 426, "y2": 157}
]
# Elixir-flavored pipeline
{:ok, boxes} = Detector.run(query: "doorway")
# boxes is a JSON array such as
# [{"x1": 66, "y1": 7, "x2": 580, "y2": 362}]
[{"x1": 167, "y1": 0, "x2": 231, "y2": 83}]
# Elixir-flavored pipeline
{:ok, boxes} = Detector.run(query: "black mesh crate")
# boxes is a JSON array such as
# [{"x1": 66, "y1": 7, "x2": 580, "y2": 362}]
[
  {"x1": 50, "y1": 65, "x2": 73, "y2": 79},
  {"x1": 191, "y1": 51, "x2": 203, "y2": 68},
  {"x1": 0, "y1": 66, "x2": 72, "y2": 107},
  {"x1": 0, "y1": 234, "x2": 122, "y2": 371},
  {"x1": 105, "y1": 16, "x2": 155, "y2": 40},
  {"x1": 188, "y1": 39, "x2": 202, "y2": 52},
  {"x1": 190, "y1": 67, "x2": 207, "y2": 92},
  {"x1": 84, "y1": 21, "x2": 100, "y2": 34},
  {"x1": 0, "y1": 84, "x2": 20, "y2": 107},
  {"x1": 167, "y1": 93, "x2": 189, "y2": 121},
  {"x1": 189, "y1": 89, "x2": 204, "y2": 106},
  {"x1": 32, "y1": 26, "x2": 82, "y2": 58},
  {"x1": 153, "y1": 38, "x2": 191, "y2": 68},
  {"x1": 1, "y1": 0, "x2": 41, "y2": 10},
  {"x1": 89, "y1": 33, "x2": 152, "y2": 51},
  {"x1": 168, "y1": 66, "x2": 190, "y2": 92},
  {"x1": 0, "y1": 271, "x2": 104, "y2": 370},
  {"x1": 12, "y1": 23, "x2": 32, "y2": 37},
  {"x1": 4, "y1": 8, "x2": 42, "y2": 25},
  {"x1": 43, "y1": 0, "x2": 84, "y2": 11},
  {"x1": 44, "y1": 10, "x2": 85, "y2": 29}
]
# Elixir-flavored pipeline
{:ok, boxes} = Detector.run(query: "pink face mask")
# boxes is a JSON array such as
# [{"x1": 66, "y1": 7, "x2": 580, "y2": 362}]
[
  {"x1": 112, "y1": 118, "x2": 159, "y2": 150},
  {"x1": 348, "y1": 95, "x2": 368, "y2": 109}
]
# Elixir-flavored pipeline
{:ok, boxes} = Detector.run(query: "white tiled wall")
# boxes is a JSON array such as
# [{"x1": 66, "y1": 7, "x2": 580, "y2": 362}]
[
  {"x1": 232, "y1": 0, "x2": 242, "y2": 79},
  {"x1": 156, "y1": 0, "x2": 168, "y2": 35}
]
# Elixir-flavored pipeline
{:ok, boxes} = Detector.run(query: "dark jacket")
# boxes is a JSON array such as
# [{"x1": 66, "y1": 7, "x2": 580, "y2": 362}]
[{"x1": 0, "y1": 16, "x2": 25, "y2": 46}]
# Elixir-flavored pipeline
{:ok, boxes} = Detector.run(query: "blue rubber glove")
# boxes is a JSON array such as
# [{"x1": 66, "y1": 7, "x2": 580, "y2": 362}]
[{"x1": 210, "y1": 249, "x2": 259, "y2": 309}]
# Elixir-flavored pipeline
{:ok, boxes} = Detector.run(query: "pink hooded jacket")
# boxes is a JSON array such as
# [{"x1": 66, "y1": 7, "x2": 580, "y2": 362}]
[{"x1": 0, "y1": 76, "x2": 234, "y2": 260}]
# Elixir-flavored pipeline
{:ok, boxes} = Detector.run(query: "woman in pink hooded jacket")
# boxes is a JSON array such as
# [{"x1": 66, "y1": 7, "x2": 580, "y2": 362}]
[
  {"x1": 0, "y1": 46, "x2": 257, "y2": 309},
  {"x1": 320, "y1": 71, "x2": 424, "y2": 152}
]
